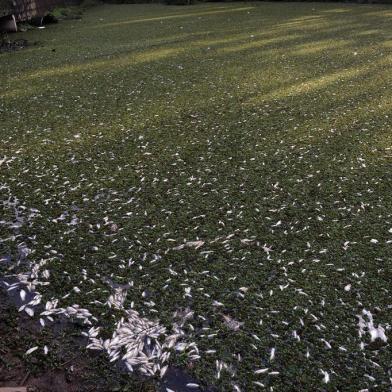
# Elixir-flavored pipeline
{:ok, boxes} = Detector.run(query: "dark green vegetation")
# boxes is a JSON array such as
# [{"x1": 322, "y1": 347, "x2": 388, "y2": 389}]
[{"x1": 1, "y1": 3, "x2": 392, "y2": 391}]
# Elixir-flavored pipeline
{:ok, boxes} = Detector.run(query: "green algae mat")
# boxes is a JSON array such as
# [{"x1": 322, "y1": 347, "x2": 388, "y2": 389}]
[{"x1": 1, "y1": 3, "x2": 392, "y2": 391}]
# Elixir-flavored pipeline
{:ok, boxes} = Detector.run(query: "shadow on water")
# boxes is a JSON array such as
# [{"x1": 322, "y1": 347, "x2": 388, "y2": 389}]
[
  {"x1": 160, "y1": 367, "x2": 216, "y2": 392},
  {"x1": 0, "y1": 254, "x2": 12, "y2": 265},
  {"x1": 0, "y1": 276, "x2": 35, "y2": 308}
]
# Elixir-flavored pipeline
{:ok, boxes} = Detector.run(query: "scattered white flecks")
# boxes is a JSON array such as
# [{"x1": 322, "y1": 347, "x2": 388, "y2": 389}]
[
  {"x1": 321, "y1": 339, "x2": 332, "y2": 349},
  {"x1": 321, "y1": 370, "x2": 330, "y2": 384},
  {"x1": 174, "y1": 240, "x2": 204, "y2": 250},
  {"x1": 106, "y1": 287, "x2": 128, "y2": 309},
  {"x1": 186, "y1": 383, "x2": 200, "y2": 389},
  {"x1": 364, "y1": 374, "x2": 375, "y2": 382},
  {"x1": 25, "y1": 307, "x2": 34, "y2": 317},
  {"x1": 44, "y1": 345, "x2": 49, "y2": 355},
  {"x1": 358, "y1": 309, "x2": 388, "y2": 344},
  {"x1": 25, "y1": 346, "x2": 38, "y2": 355},
  {"x1": 222, "y1": 314, "x2": 243, "y2": 331},
  {"x1": 344, "y1": 284, "x2": 351, "y2": 292},
  {"x1": 270, "y1": 348, "x2": 276, "y2": 361},
  {"x1": 87, "y1": 307, "x2": 197, "y2": 377},
  {"x1": 20, "y1": 289, "x2": 26, "y2": 301},
  {"x1": 254, "y1": 368, "x2": 269, "y2": 374},
  {"x1": 212, "y1": 300, "x2": 224, "y2": 307},
  {"x1": 215, "y1": 360, "x2": 232, "y2": 380},
  {"x1": 370, "y1": 239, "x2": 378, "y2": 244}
]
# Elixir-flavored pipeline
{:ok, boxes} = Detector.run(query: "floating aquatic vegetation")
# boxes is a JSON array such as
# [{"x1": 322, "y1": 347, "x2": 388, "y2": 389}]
[{"x1": 1, "y1": 3, "x2": 392, "y2": 390}]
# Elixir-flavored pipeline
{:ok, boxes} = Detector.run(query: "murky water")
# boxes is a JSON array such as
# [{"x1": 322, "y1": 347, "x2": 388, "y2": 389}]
[
  {"x1": 0, "y1": 254, "x2": 12, "y2": 264},
  {"x1": 160, "y1": 367, "x2": 215, "y2": 392},
  {"x1": 0, "y1": 276, "x2": 35, "y2": 308}
]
